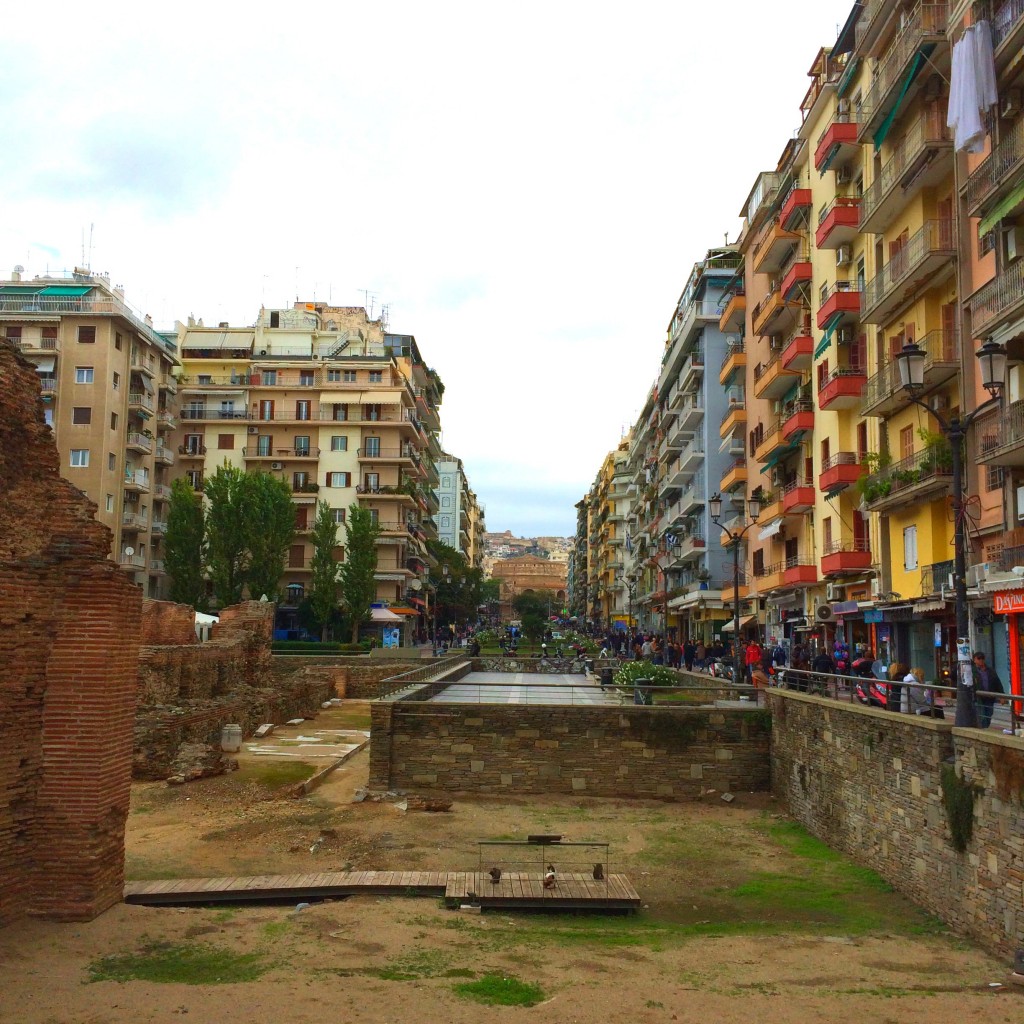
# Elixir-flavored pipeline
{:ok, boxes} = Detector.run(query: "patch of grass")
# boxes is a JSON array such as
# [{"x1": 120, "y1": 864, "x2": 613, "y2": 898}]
[
  {"x1": 453, "y1": 974, "x2": 545, "y2": 1007},
  {"x1": 87, "y1": 941, "x2": 273, "y2": 985}
]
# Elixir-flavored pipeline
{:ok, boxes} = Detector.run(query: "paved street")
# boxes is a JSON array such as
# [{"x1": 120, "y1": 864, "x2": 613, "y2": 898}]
[{"x1": 430, "y1": 671, "x2": 620, "y2": 706}]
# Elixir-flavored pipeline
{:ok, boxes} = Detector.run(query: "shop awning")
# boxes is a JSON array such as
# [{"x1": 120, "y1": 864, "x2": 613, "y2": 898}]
[
  {"x1": 874, "y1": 47, "x2": 932, "y2": 152},
  {"x1": 38, "y1": 285, "x2": 91, "y2": 296},
  {"x1": 980, "y1": 178, "x2": 1024, "y2": 236},
  {"x1": 759, "y1": 518, "x2": 785, "y2": 540},
  {"x1": 370, "y1": 607, "x2": 403, "y2": 623},
  {"x1": 721, "y1": 615, "x2": 756, "y2": 632}
]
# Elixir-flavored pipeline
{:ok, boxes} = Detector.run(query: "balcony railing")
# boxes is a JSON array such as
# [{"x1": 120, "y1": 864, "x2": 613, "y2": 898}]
[
  {"x1": 861, "y1": 220, "x2": 954, "y2": 322},
  {"x1": 968, "y1": 258, "x2": 1024, "y2": 338}
]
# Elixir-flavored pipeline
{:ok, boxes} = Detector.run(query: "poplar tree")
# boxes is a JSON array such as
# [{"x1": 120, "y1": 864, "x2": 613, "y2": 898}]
[{"x1": 339, "y1": 503, "x2": 380, "y2": 643}]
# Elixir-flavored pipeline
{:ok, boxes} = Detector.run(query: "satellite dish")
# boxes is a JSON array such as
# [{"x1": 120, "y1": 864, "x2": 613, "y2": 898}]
[{"x1": 409, "y1": 579, "x2": 423, "y2": 591}]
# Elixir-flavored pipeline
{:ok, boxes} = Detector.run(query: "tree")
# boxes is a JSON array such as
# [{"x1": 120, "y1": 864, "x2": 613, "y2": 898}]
[
  {"x1": 339, "y1": 503, "x2": 380, "y2": 642},
  {"x1": 204, "y1": 464, "x2": 253, "y2": 607},
  {"x1": 245, "y1": 473, "x2": 296, "y2": 601},
  {"x1": 308, "y1": 500, "x2": 342, "y2": 641},
  {"x1": 165, "y1": 478, "x2": 206, "y2": 609}
]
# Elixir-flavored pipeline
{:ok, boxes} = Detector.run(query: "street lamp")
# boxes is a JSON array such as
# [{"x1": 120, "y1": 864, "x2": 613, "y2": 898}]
[
  {"x1": 895, "y1": 338, "x2": 1006, "y2": 727},
  {"x1": 709, "y1": 492, "x2": 762, "y2": 688}
]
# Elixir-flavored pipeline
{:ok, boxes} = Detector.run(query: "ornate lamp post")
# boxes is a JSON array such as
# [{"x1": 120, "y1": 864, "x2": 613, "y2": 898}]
[
  {"x1": 894, "y1": 338, "x2": 1006, "y2": 727},
  {"x1": 709, "y1": 492, "x2": 762, "y2": 688}
]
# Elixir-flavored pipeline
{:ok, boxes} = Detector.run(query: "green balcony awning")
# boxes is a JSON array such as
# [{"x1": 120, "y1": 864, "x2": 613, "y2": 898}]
[
  {"x1": 980, "y1": 179, "x2": 1024, "y2": 236},
  {"x1": 38, "y1": 285, "x2": 91, "y2": 296},
  {"x1": 873, "y1": 47, "x2": 932, "y2": 153}
]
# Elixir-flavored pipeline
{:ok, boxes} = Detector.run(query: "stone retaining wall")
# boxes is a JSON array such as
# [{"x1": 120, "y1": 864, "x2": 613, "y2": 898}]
[
  {"x1": 370, "y1": 702, "x2": 771, "y2": 798},
  {"x1": 770, "y1": 690, "x2": 1024, "y2": 960}
]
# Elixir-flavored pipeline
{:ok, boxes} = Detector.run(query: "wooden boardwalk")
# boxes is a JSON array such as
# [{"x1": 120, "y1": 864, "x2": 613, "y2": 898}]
[{"x1": 124, "y1": 870, "x2": 640, "y2": 912}]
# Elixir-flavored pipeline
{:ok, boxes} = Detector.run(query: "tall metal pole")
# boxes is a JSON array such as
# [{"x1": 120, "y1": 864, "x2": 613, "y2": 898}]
[
  {"x1": 732, "y1": 536, "x2": 742, "y2": 689},
  {"x1": 949, "y1": 421, "x2": 978, "y2": 728}
]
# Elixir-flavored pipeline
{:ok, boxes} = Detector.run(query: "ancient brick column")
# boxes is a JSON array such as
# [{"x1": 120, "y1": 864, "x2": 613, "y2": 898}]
[{"x1": 0, "y1": 341, "x2": 142, "y2": 923}]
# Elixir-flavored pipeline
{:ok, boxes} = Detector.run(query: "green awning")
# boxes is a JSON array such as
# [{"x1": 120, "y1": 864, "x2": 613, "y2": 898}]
[
  {"x1": 814, "y1": 316, "x2": 841, "y2": 360},
  {"x1": 39, "y1": 285, "x2": 91, "y2": 296},
  {"x1": 873, "y1": 47, "x2": 932, "y2": 152},
  {"x1": 980, "y1": 179, "x2": 1024, "y2": 236}
]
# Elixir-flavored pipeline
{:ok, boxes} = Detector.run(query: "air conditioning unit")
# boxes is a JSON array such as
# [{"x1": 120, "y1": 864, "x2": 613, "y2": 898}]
[
  {"x1": 836, "y1": 245, "x2": 852, "y2": 266},
  {"x1": 247, "y1": 426, "x2": 259, "y2": 434},
  {"x1": 836, "y1": 166, "x2": 852, "y2": 185},
  {"x1": 837, "y1": 326, "x2": 854, "y2": 345},
  {"x1": 270, "y1": 461, "x2": 284, "y2": 471},
  {"x1": 1002, "y1": 89, "x2": 1022, "y2": 119},
  {"x1": 815, "y1": 604, "x2": 834, "y2": 622},
  {"x1": 826, "y1": 583, "x2": 844, "y2": 602}
]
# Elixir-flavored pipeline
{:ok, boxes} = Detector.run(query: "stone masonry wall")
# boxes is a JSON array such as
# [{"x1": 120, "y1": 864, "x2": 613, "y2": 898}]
[
  {"x1": 0, "y1": 341, "x2": 142, "y2": 925},
  {"x1": 370, "y1": 703, "x2": 771, "y2": 797},
  {"x1": 770, "y1": 689, "x2": 1024, "y2": 960}
]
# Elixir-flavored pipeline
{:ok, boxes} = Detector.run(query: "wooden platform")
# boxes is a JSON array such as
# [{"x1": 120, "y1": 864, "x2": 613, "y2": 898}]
[{"x1": 124, "y1": 870, "x2": 640, "y2": 912}]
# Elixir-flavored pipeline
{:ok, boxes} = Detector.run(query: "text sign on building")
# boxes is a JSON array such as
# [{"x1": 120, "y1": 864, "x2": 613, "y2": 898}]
[{"x1": 993, "y1": 590, "x2": 1024, "y2": 615}]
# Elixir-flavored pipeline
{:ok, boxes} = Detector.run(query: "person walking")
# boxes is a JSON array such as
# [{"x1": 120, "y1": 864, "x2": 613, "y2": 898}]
[{"x1": 972, "y1": 652, "x2": 1005, "y2": 728}]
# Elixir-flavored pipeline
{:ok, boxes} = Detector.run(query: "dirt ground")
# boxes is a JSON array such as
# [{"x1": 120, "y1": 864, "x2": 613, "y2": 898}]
[{"x1": 1, "y1": 703, "x2": 1020, "y2": 1024}]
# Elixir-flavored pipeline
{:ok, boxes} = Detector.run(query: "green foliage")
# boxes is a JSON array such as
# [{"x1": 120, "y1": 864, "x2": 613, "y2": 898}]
[
  {"x1": 245, "y1": 473, "x2": 296, "y2": 602},
  {"x1": 453, "y1": 974, "x2": 545, "y2": 1007},
  {"x1": 87, "y1": 941, "x2": 272, "y2": 985},
  {"x1": 339, "y1": 503, "x2": 381, "y2": 643},
  {"x1": 165, "y1": 478, "x2": 206, "y2": 609},
  {"x1": 308, "y1": 500, "x2": 341, "y2": 641},
  {"x1": 940, "y1": 764, "x2": 977, "y2": 853}
]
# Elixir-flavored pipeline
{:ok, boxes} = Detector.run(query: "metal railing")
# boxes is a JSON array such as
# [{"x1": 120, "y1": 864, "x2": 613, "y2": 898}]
[
  {"x1": 969, "y1": 258, "x2": 1024, "y2": 338},
  {"x1": 862, "y1": 220, "x2": 954, "y2": 317}
]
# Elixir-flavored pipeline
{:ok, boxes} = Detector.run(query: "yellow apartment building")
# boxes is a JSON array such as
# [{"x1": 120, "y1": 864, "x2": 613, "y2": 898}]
[{"x1": 0, "y1": 269, "x2": 179, "y2": 597}]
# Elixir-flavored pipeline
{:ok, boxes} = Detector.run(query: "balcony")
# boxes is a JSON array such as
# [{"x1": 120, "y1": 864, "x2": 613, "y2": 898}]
[
  {"x1": 780, "y1": 398, "x2": 814, "y2": 442},
  {"x1": 719, "y1": 344, "x2": 746, "y2": 385},
  {"x1": 784, "y1": 556, "x2": 818, "y2": 587},
  {"x1": 861, "y1": 328, "x2": 958, "y2": 417},
  {"x1": 719, "y1": 459, "x2": 747, "y2": 494},
  {"x1": 752, "y1": 286, "x2": 803, "y2": 337},
  {"x1": 814, "y1": 112, "x2": 859, "y2": 173},
  {"x1": 920, "y1": 558, "x2": 955, "y2": 597},
  {"x1": 862, "y1": 107, "x2": 952, "y2": 233},
  {"x1": 819, "y1": 452, "x2": 863, "y2": 493},
  {"x1": 815, "y1": 197, "x2": 861, "y2": 249},
  {"x1": 128, "y1": 391, "x2": 155, "y2": 414},
  {"x1": 126, "y1": 431, "x2": 153, "y2": 454},
  {"x1": 969, "y1": 258, "x2": 1024, "y2": 340},
  {"x1": 180, "y1": 407, "x2": 248, "y2": 421},
  {"x1": 978, "y1": 399, "x2": 1024, "y2": 466},
  {"x1": 753, "y1": 348, "x2": 801, "y2": 400},
  {"x1": 861, "y1": 445, "x2": 953, "y2": 513},
  {"x1": 860, "y1": 220, "x2": 955, "y2": 325},
  {"x1": 780, "y1": 252, "x2": 812, "y2": 300},
  {"x1": 857, "y1": 3, "x2": 949, "y2": 143},
  {"x1": 676, "y1": 393, "x2": 705, "y2": 432},
  {"x1": 779, "y1": 187, "x2": 812, "y2": 231},
  {"x1": 821, "y1": 540, "x2": 873, "y2": 577},
  {"x1": 718, "y1": 291, "x2": 746, "y2": 334},
  {"x1": 155, "y1": 444, "x2": 175, "y2": 466},
  {"x1": 753, "y1": 222, "x2": 801, "y2": 276},
  {"x1": 818, "y1": 366, "x2": 867, "y2": 410},
  {"x1": 781, "y1": 479, "x2": 815, "y2": 514},
  {"x1": 754, "y1": 562, "x2": 786, "y2": 593},
  {"x1": 781, "y1": 327, "x2": 814, "y2": 371},
  {"x1": 816, "y1": 283, "x2": 862, "y2": 331},
  {"x1": 719, "y1": 398, "x2": 746, "y2": 438},
  {"x1": 243, "y1": 446, "x2": 321, "y2": 461}
]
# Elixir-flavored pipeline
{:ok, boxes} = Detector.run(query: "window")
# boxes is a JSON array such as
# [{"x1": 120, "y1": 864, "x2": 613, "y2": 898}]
[
  {"x1": 70, "y1": 449, "x2": 90, "y2": 467},
  {"x1": 111, "y1": 412, "x2": 118, "y2": 430},
  {"x1": 986, "y1": 465, "x2": 1005, "y2": 492},
  {"x1": 327, "y1": 369, "x2": 341, "y2": 382},
  {"x1": 72, "y1": 407, "x2": 92, "y2": 425},
  {"x1": 106, "y1": 494, "x2": 114, "y2": 512},
  {"x1": 343, "y1": 371, "x2": 357, "y2": 383},
  {"x1": 327, "y1": 471, "x2": 351, "y2": 488},
  {"x1": 115, "y1": 332, "x2": 123, "y2": 351},
  {"x1": 217, "y1": 433, "x2": 234, "y2": 450},
  {"x1": 75, "y1": 367, "x2": 94, "y2": 384},
  {"x1": 330, "y1": 435, "x2": 348, "y2": 452},
  {"x1": 332, "y1": 508, "x2": 346, "y2": 525},
  {"x1": 903, "y1": 525, "x2": 918, "y2": 571},
  {"x1": 899, "y1": 425, "x2": 914, "y2": 461},
  {"x1": 294, "y1": 435, "x2": 310, "y2": 455},
  {"x1": 108, "y1": 452, "x2": 116, "y2": 470},
  {"x1": 364, "y1": 436, "x2": 381, "y2": 457},
  {"x1": 78, "y1": 326, "x2": 96, "y2": 344},
  {"x1": 368, "y1": 371, "x2": 383, "y2": 383},
  {"x1": 288, "y1": 544, "x2": 305, "y2": 568},
  {"x1": 112, "y1": 371, "x2": 120, "y2": 389}
]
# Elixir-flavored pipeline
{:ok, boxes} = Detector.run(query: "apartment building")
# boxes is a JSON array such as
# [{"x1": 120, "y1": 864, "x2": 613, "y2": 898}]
[
  {"x1": 171, "y1": 303, "x2": 442, "y2": 628},
  {"x1": 0, "y1": 269, "x2": 179, "y2": 597}
]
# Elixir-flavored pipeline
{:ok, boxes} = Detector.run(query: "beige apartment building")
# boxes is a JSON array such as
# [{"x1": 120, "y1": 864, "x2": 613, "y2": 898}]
[
  {"x1": 0, "y1": 269, "x2": 179, "y2": 597},
  {"x1": 172, "y1": 303, "x2": 443, "y2": 625}
]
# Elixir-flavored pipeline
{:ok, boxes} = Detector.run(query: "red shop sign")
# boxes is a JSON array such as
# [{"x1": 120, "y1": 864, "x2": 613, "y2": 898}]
[{"x1": 993, "y1": 590, "x2": 1024, "y2": 615}]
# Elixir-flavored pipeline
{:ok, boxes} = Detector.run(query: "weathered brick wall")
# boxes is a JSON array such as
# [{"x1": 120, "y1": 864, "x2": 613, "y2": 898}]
[
  {"x1": 369, "y1": 703, "x2": 771, "y2": 797},
  {"x1": 0, "y1": 341, "x2": 142, "y2": 925},
  {"x1": 770, "y1": 690, "x2": 1024, "y2": 960},
  {"x1": 140, "y1": 599, "x2": 198, "y2": 646}
]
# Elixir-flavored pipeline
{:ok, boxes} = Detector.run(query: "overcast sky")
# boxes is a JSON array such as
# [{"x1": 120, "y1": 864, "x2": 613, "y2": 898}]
[{"x1": 3, "y1": 0, "x2": 853, "y2": 537}]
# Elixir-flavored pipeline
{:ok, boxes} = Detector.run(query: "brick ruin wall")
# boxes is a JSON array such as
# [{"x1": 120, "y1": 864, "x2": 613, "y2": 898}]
[
  {"x1": 134, "y1": 601, "x2": 337, "y2": 779},
  {"x1": 0, "y1": 342, "x2": 142, "y2": 925},
  {"x1": 770, "y1": 690, "x2": 1024, "y2": 961},
  {"x1": 369, "y1": 702, "x2": 771, "y2": 798}
]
